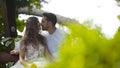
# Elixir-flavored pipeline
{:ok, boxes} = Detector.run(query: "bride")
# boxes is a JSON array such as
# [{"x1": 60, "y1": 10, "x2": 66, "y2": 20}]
[{"x1": 11, "y1": 17, "x2": 54, "y2": 68}]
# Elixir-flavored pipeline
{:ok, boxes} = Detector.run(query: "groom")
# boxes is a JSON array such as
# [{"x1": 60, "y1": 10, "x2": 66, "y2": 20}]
[{"x1": 41, "y1": 13, "x2": 66, "y2": 57}]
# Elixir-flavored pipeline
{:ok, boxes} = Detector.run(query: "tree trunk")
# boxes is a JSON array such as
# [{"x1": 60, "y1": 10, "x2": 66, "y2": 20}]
[
  {"x1": 1, "y1": 0, "x2": 17, "y2": 67},
  {"x1": 18, "y1": 7, "x2": 77, "y2": 24},
  {"x1": 1, "y1": 0, "x2": 17, "y2": 38}
]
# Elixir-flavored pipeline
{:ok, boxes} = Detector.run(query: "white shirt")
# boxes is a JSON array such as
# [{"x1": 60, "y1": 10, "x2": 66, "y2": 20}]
[{"x1": 45, "y1": 28, "x2": 66, "y2": 58}]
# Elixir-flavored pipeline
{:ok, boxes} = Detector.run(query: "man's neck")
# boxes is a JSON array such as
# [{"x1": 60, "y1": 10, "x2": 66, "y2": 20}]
[{"x1": 48, "y1": 27, "x2": 56, "y2": 34}]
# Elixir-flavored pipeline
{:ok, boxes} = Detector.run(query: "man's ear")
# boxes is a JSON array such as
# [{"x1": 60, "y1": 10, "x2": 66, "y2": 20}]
[{"x1": 48, "y1": 21, "x2": 53, "y2": 27}]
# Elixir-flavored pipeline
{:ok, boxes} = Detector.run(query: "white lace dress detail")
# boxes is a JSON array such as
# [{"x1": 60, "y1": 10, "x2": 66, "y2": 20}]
[
  {"x1": 10, "y1": 44, "x2": 49, "y2": 68},
  {"x1": 25, "y1": 44, "x2": 44, "y2": 61}
]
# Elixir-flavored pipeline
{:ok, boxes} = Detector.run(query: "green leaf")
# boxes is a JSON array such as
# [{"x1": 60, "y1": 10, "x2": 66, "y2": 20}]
[
  {"x1": 0, "y1": 31, "x2": 4, "y2": 38},
  {"x1": 36, "y1": 5, "x2": 41, "y2": 9},
  {"x1": 117, "y1": 15, "x2": 120, "y2": 20},
  {"x1": 5, "y1": 41, "x2": 13, "y2": 47},
  {"x1": 16, "y1": 19, "x2": 25, "y2": 32},
  {"x1": 34, "y1": 1, "x2": 41, "y2": 9},
  {"x1": 1, "y1": 37, "x2": 12, "y2": 42},
  {"x1": 17, "y1": 25, "x2": 25, "y2": 32}
]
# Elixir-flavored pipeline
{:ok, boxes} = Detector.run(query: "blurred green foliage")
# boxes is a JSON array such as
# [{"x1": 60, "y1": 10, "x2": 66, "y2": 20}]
[
  {"x1": 117, "y1": 15, "x2": 120, "y2": 20},
  {"x1": 46, "y1": 22, "x2": 120, "y2": 68}
]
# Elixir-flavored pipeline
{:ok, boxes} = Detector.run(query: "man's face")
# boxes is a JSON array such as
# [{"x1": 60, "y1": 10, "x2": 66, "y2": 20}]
[{"x1": 41, "y1": 16, "x2": 49, "y2": 30}]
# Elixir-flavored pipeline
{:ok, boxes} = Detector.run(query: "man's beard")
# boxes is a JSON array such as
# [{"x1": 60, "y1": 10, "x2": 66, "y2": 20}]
[{"x1": 42, "y1": 27, "x2": 47, "y2": 31}]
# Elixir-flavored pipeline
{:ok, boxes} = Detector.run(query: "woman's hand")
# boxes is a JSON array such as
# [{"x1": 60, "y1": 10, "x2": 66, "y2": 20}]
[{"x1": 10, "y1": 50, "x2": 19, "y2": 55}]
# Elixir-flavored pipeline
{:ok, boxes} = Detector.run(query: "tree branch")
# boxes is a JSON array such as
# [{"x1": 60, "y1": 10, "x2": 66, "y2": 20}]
[{"x1": 18, "y1": 7, "x2": 77, "y2": 24}]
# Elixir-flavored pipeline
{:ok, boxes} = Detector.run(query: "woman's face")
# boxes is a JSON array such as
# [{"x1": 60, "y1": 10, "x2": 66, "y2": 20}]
[{"x1": 37, "y1": 22, "x2": 41, "y2": 30}]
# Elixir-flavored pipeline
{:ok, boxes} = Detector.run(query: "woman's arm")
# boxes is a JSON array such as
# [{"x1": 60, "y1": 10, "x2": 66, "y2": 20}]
[
  {"x1": 45, "y1": 46, "x2": 55, "y2": 62},
  {"x1": 19, "y1": 45, "x2": 26, "y2": 65},
  {"x1": 19, "y1": 45, "x2": 33, "y2": 67}
]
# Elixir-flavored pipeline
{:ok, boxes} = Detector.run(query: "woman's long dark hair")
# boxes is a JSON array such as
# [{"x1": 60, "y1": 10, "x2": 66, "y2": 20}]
[{"x1": 20, "y1": 17, "x2": 47, "y2": 49}]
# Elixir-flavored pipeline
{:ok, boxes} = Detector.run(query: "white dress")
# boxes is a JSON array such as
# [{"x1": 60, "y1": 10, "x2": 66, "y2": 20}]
[{"x1": 11, "y1": 44, "x2": 50, "y2": 68}]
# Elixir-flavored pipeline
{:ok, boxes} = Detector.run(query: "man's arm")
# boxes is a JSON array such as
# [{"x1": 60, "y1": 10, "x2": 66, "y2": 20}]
[{"x1": 0, "y1": 52, "x2": 19, "y2": 63}]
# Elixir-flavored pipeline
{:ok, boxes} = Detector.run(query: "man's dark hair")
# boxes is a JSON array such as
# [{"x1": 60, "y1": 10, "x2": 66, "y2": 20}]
[{"x1": 43, "y1": 13, "x2": 57, "y2": 26}]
